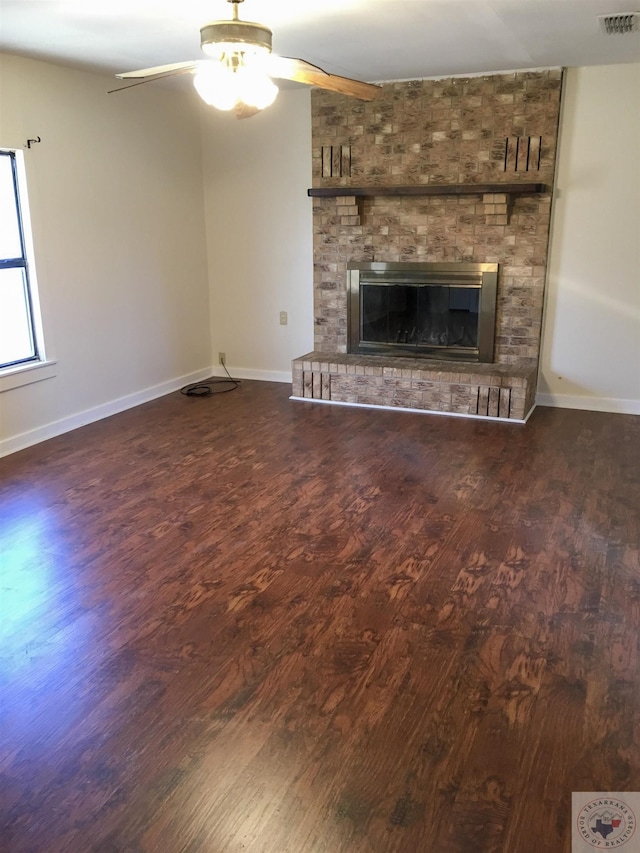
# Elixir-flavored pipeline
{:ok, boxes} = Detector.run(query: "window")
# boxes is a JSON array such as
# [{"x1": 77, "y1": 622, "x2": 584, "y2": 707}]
[{"x1": 0, "y1": 149, "x2": 45, "y2": 371}]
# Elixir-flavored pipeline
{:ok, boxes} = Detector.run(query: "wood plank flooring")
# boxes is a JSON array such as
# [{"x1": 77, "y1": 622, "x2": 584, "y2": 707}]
[{"x1": 1, "y1": 381, "x2": 639, "y2": 852}]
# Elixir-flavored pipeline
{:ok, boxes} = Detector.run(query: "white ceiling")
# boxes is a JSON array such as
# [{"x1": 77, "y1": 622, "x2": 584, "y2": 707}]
[{"x1": 1, "y1": 0, "x2": 638, "y2": 85}]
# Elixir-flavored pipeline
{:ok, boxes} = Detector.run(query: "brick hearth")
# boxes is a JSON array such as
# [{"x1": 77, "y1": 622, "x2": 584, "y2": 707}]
[{"x1": 292, "y1": 354, "x2": 537, "y2": 421}]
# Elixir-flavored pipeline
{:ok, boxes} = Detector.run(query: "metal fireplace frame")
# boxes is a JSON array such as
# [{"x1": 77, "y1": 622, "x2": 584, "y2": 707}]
[{"x1": 347, "y1": 261, "x2": 499, "y2": 363}]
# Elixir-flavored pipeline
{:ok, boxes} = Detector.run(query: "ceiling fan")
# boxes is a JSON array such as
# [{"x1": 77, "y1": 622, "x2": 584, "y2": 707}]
[{"x1": 112, "y1": 0, "x2": 382, "y2": 118}]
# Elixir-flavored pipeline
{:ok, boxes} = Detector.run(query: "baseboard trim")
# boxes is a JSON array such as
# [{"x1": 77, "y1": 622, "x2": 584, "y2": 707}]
[
  {"x1": 290, "y1": 395, "x2": 534, "y2": 424},
  {"x1": 0, "y1": 367, "x2": 214, "y2": 458},
  {"x1": 536, "y1": 392, "x2": 640, "y2": 415},
  {"x1": 211, "y1": 366, "x2": 292, "y2": 384}
]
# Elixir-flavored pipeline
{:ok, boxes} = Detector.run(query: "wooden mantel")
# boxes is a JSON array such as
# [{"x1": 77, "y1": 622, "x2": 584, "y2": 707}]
[{"x1": 307, "y1": 183, "x2": 548, "y2": 198}]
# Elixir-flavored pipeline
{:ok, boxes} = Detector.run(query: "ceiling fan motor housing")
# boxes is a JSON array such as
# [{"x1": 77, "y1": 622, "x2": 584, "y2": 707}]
[{"x1": 200, "y1": 19, "x2": 273, "y2": 55}]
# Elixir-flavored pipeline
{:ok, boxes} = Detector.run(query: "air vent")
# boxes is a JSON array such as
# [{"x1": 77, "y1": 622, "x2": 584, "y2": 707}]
[{"x1": 598, "y1": 12, "x2": 639, "y2": 33}]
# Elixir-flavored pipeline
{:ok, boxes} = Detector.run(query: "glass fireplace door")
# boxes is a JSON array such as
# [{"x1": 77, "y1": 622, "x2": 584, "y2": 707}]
[{"x1": 349, "y1": 262, "x2": 497, "y2": 363}]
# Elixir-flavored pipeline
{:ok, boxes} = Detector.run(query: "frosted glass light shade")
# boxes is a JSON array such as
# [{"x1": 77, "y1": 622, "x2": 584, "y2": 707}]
[
  {"x1": 237, "y1": 67, "x2": 278, "y2": 109},
  {"x1": 193, "y1": 64, "x2": 238, "y2": 110},
  {"x1": 193, "y1": 61, "x2": 278, "y2": 111}
]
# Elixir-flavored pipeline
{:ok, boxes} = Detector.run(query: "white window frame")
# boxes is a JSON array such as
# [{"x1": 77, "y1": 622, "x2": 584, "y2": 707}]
[{"x1": 0, "y1": 147, "x2": 55, "y2": 392}]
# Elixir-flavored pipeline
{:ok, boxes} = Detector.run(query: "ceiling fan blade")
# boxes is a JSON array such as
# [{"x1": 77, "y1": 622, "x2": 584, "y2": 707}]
[
  {"x1": 267, "y1": 56, "x2": 382, "y2": 101},
  {"x1": 235, "y1": 103, "x2": 262, "y2": 120},
  {"x1": 115, "y1": 61, "x2": 199, "y2": 79},
  {"x1": 109, "y1": 62, "x2": 200, "y2": 94}
]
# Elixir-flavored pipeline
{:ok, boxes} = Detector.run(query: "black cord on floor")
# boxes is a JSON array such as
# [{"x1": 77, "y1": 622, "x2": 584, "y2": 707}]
[{"x1": 180, "y1": 362, "x2": 240, "y2": 397}]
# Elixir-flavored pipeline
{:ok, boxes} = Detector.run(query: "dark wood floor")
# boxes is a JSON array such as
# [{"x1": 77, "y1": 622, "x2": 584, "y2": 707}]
[{"x1": 1, "y1": 381, "x2": 638, "y2": 853}]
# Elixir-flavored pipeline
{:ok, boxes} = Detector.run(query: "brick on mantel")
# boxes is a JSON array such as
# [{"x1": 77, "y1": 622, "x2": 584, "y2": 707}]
[
  {"x1": 482, "y1": 193, "x2": 512, "y2": 225},
  {"x1": 336, "y1": 195, "x2": 362, "y2": 226}
]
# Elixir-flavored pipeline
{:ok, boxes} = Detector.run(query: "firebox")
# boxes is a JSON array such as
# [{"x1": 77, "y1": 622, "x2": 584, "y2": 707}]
[{"x1": 347, "y1": 261, "x2": 499, "y2": 363}]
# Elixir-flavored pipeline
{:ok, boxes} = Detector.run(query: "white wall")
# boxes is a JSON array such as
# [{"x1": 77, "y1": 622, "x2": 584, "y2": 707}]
[
  {"x1": 0, "y1": 54, "x2": 212, "y2": 456},
  {"x1": 200, "y1": 89, "x2": 314, "y2": 381},
  {"x1": 539, "y1": 63, "x2": 640, "y2": 414}
]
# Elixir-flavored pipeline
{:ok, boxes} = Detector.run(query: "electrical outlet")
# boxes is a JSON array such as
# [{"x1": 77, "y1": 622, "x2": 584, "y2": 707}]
[
  {"x1": 218, "y1": 352, "x2": 226, "y2": 365},
  {"x1": 279, "y1": 311, "x2": 288, "y2": 326}
]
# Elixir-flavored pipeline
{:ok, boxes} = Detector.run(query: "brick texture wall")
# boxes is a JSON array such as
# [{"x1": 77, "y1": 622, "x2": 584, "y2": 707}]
[{"x1": 311, "y1": 69, "x2": 563, "y2": 368}]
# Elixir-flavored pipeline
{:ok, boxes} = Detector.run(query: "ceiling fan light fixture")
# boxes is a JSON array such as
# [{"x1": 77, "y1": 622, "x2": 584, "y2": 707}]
[
  {"x1": 193, "y1": 60, "x2": 278, "y2": 112},
  {"x1": 238, "y1": 68, "x2": 278, "y2": 109},
  {"x1": 193, "y1": 63, "x2": 238, "y2": 110},
  {"x1": 200, "y1": 20, "x2": 273, "y2": 57},
  {"x1": 201, "y1": 40, "x2": 271, "y2": 61}
]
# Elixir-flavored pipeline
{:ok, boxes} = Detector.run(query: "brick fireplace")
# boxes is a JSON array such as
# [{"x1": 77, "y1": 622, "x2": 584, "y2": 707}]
[{"x1": 292, "y1": 69, "x2": 563, "y2": 421}]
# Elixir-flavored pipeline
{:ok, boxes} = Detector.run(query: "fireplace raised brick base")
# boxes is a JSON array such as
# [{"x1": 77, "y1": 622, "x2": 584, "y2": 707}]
[{"x1": 292, "y1": 352, "x2": 536, "y2": 421}]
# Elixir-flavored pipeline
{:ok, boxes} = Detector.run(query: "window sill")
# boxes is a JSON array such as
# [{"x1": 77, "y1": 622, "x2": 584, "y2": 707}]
[{"x1": 0, "y1": 359, "x2": 57, "y2": 393}]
